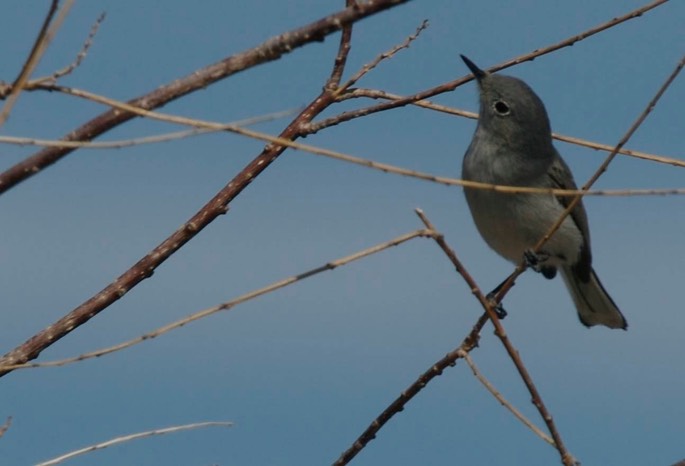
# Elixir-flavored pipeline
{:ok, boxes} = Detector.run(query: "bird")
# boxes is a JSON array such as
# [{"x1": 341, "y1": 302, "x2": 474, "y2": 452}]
[{"x1": 459, "y1": 54, "x2": 627, "y2": 329}]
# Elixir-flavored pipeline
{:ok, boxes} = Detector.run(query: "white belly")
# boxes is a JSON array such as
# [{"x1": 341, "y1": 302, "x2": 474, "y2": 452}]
[{"x1": 464, "y1": 189, "x2": 583, "y2": 267}]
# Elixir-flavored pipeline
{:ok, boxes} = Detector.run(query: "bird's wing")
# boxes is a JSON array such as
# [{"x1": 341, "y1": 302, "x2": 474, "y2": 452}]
[{"x1": 547, "y1": 152, "x2": 593, "y2": 281}]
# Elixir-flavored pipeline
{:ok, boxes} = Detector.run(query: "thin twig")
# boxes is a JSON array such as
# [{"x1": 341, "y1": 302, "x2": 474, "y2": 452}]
[
  {"x1": 461, "y1": 351, "x2": 554, "y2": 446},
  {"x1": 0, "y1": 0, "x2": 73, "y2": 126},
  {"x1": 0, "y1": 229, "x2": 432, "y2": 371},
  {"x1": 306, "y1": 0, "x2": 669, "y2": 133},
  {"x1": 0, "y1": 107, "x2": 300, "y2": 149},
  {"x1": 35, "y1": 421, "x2": 233, "y2": 466},
  {"x1": 50, "y1": 12, "x2": 106, "y2": 82},
  {"x1": 335, "y1": 19, "x2": 429, "y2": 96},
  {"x1": 0, "y1": 0, "x2": 415, "y2": 194},
  {"x1": 542, "y1": 55, "x2": 685, "y2": 236},
  {"x1": 0, "y1": 416, "x2": 12, "y2": 440},
  {"x1": 331, "y1": 88, "x2": 685, "y2": 168}
]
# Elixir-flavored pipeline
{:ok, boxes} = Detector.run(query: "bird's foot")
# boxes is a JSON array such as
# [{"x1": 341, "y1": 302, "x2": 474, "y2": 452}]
[
  {"x1": 485, "y1": 291, "x2": 508, "y2": 319},
  {"x1": 524, "y1": 250, "x2": 557, "y2": 279},
  {"x1": 523, "y1": 249, "x2": 550, "y2": 272}
]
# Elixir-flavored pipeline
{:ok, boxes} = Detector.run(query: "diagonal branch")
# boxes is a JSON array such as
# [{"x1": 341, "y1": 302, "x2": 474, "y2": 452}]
[
  {"x1": 325, "y1": 0, "x2": 357, "y2": 90},
  {"x1": 461, "y1": 352, "x2": 555, "y2": 446},
  {"x1": 334, "y1": 19, "x2": 429, "y2": 96},
  {"x1": 0, "y1": 416, "x2": 11, "y2": 440},
  {"x1": 15, "y1": 83, "x2": 685, "y2": 198},
  {"x1": 332, "y1": 313, "x2": 490, "y2": 466},
  {"x1": 0, "y1": 82, "x2": 330, "y2": 378},
  {"x1": 36, "y1": 421, "x2": 233, "y2": 466},
  {"x1": 47, "y1": 12, "x2": 106, "y2": 83},
  {"x1": 334, "y1": 209, "x2": 578, "y2": 465},
  {"x1": 0, "y1": 228, "x2": 431, "y2": 372},
  {"x1": 0, "y1": 0, "x2": 414, "y2": 195},
  {"x1": 305, "y1": 0, "x2": 669, "y2": 134},
  {"x1": 0, "y1": 0, "x2": 71, "y2": 126},
  {"x1": 325, "y1": 88, "x2": 685, "y2": 168},
  {"x1": 414, "y1": 210, "x2": 577, "y2": 465},
  {"x1": 0, "y1": 1, "x2": 420, "y2": 378}
]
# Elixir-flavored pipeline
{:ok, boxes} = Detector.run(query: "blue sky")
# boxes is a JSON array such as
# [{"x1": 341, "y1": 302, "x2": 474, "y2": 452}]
[{"x1": 1, "y1": 1, "x2": 683, "y2": 465}]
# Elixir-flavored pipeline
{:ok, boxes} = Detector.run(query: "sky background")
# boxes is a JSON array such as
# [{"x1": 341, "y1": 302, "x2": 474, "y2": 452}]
[{"x1": 0, "y1": 1, "x2": 683, "y2": 465}]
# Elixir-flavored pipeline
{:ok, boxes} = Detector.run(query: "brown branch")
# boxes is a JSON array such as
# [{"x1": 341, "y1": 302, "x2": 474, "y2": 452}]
[
  {"x1": 326, "y1": 88, "x2": 685, "y2": 168},
  {"x1": 0, "y1": 0, "x2": 417, "y2": 378},
  {"x1": 4, "y1": 82, "x2": 683, "y2": 199},
  {"x1": 325, "y1": 0, "x2": 356, "y2": 90},
  {"x1": 414, "y1": 210, "x2": 577, "y2": 466},
  {"x1": 2, "y1": 106, "x2": 683, "y2": 197},
  {"x1": 0, "y1": 0, "x2": 414, "y2": 195},
  {"x1": 306, "y1": 0, "x2": 669, "y2": 134},
  {"x1": 335, "y1": 19, "x2": 429, "y2": 96},
  {"x1": 40, "y1": 83, "x2": 685, "y2": 199},
  {"x1": 332, "y1": 312, "x2": 490, "y2": 466},
  {"x1": 1, "y1": 83, "x2": 683, "y2": 197},
  {"x1": 0, "y1": 0, "x2": 68, "y2": 126},
  {"x1": 461, "y1": 352, "x2": 554, "y2": 446},
  {"x1": 335, "y1": 209, "x2": 578, "y2": 465},
  {"x1": 0, "y1": 87, "x2": 320, "y2": 377},
  {"x1": 0, "y1": 229, "x2": 431, "y2": 371},
  {"x1": 49, "y1": 12, "x2": 106, "y2": 82}
]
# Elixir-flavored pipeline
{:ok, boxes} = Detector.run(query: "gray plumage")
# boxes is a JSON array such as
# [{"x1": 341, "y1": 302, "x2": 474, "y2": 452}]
[{"x1": 460, "y1": 55, "x2": 627, "y2": 329}]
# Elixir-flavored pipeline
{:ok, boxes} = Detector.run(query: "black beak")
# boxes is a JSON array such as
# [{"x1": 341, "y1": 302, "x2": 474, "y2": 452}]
[{"x1": 460, "y1": 54, "x2": 486, "y2": 81}]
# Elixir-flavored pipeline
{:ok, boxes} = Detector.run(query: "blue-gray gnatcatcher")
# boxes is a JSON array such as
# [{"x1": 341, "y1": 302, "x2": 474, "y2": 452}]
[{"x1": 459, "y1": 55, "x2": 627, "y2": 329}]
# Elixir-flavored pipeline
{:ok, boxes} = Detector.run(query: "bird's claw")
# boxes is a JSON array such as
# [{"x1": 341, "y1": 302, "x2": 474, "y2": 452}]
[
  {"x1": 486, "y1": 292, "x2": 508, "y2": 319},
  {"x1": 523, "y1": 249, "x2": 550, "y2": 273}
]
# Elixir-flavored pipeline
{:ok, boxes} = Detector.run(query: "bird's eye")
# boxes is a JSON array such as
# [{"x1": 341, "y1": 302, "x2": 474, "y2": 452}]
[{"x1": 493, "y1": 100, "x2": 510, "y2": 115}]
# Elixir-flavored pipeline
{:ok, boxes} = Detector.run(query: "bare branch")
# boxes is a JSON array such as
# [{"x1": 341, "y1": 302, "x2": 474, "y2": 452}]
[
  {"x1": 335, "y1": 19, "x2": 429, "y2": 95},
  {"x1": 10, "y1": 84, "x2": 684, "y2": 198},
  {"x1": 325, "y1": 88, "x2": 685, "y2": 168},
  {"x1": 0, "y1": 107, "x2": 300, "y2": 149},
  {"x1": 35, "y1": 421, "x2": 233, "y2": 466},
  {"x1": 48, "y1": 12, "x2": 107, "y2": 83},
  {"x1": 0, "y1": 1, "x2": 416, "y2": 378},
  {"x1": 414, "y1": 210, "x2": 578, "y2": 466},
  {"x1": 0, "y1": 0, "x2": 415, "y2": 194},
  {"x1": 461, "y1": 351, "x2": 555, "y2": 446},
  {"x1": 336, "y1": 209, "x2": 578, "y2": 464},
  {"x1": 0, "y1": 416, "x2": 11, "y2": 440},
  {"x1": 333, "y1": 311, "x2": 490, "y2": 466},
  {"x1": 0, "y1": 229, "x2": 432, "y2": 371},
  {"x1": 0, "y1": 0, "x2": 74, "y2": 126},
  {"x1": 325, "y1": 0, "x2": 356, "y2": 90},
  {"x1": 306, "y1": 0, "x2": 669, "y2": 133}
]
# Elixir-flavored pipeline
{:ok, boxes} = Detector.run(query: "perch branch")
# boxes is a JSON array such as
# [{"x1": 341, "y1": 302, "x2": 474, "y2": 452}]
[{"x1": 322, "y1": 88, "x2": 685, "y2": 168}]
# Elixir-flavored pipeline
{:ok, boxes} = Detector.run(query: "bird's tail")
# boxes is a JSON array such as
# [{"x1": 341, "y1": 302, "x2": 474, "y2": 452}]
[{"x1": 560, "y1": 266, "x2": 627, "y2": 330}]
